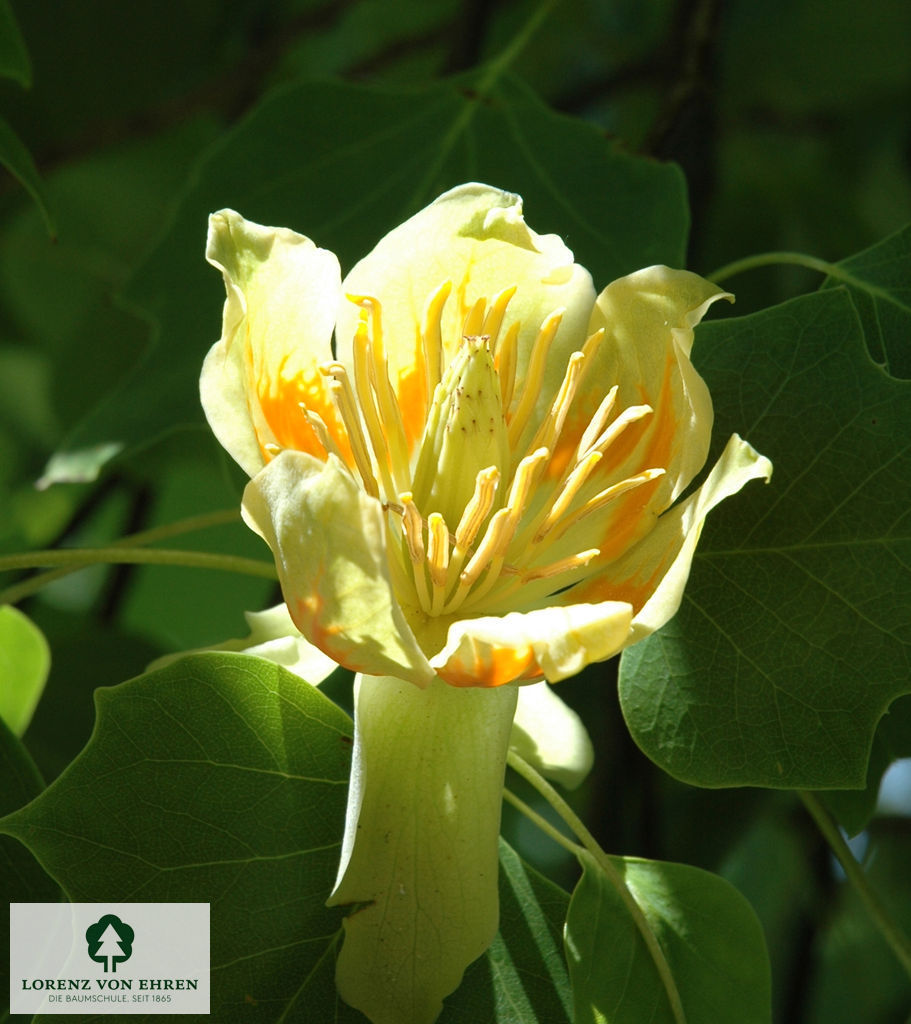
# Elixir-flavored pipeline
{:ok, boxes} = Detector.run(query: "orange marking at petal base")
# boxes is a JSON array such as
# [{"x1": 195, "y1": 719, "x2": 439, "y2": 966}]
[
  {"x1": 396, "y1": 347, "x2": 428, "y2": 455},
  {"x1": 573, "y1": 561, "x2": 666, "y2": 616},
  {"x1": 439, "y1": 642, "x2": 542, "y2": 688},
  {"x1": 256, "y1": 368, "x2": 354, "y2": 468}
]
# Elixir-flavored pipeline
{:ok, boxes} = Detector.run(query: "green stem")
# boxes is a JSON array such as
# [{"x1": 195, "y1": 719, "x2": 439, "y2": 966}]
[
  {"x1": 507, "y1": 749, "x2": 688, "y2": 1024},
  {"x1": 0, "y1": 546, "x2": 276, "y2": 581},
  {"x1": 0, "y1": 508, "x2": 246, "y2": 604},
  {"x1": 501, "y1": 786, "x2": 581, "y2": 858},
  {"x1": 800, "y1": 790, "x2": 911, "y2": 979},
  {"x1": 708, "y1": 250, "x2": 896, "y2": 307}
]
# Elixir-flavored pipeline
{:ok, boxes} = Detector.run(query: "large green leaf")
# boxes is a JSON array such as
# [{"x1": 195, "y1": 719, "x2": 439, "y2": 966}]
[
  {"x1": 826, "y1": 224, "x2": 911, "y2": 377},
  {"x1": 565, "y1": 850, "x2": 770, "y2": 1023},
  {"x1": 0, "y1": 653, "x2": 571, "y2": 1022},
  {"x1": 620, "y1": 281, "x2": 911, "y2": 789},
  {"x1": 40, "y1": 72, "x2": 687, "y2": 484}
]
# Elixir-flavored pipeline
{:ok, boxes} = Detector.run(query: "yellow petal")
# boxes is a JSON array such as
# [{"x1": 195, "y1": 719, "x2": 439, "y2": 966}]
[
  {"x1": 510, "y1": 681, "x2": 594, "y2": 788},
  {"x1": 335, "y1": 183, "x2": 595, "y2": 457},
  {"x1": 431, "y1": 602, "x2": 633, "y2": 686},
  {"x1": 241, "y1": 451, "x2": 434, "y2": 686},
  {"x1": 201, "y1": 209, "x2": 344, "y2": 476},
  {"x1": 570, "y1": 433, "x2": 772, "y2": 638},
  {"x1": 329, "y1": 673, "x2": 517, "y2": 1024}
]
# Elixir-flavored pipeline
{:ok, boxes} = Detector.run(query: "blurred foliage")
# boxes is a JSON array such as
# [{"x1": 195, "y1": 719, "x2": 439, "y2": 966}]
[{"x1": 1, "y1": 1, "x2": 910, "y2": 1021}]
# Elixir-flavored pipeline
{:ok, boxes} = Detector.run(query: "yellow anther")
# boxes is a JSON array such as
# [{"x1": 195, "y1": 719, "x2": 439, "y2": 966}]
[
  {"x1": 577, "y1": 386, "x2": 618, "y2": 458},
  {"x1": 322, "y1": 363, "x2": 380, "y2": 498},
  {"x1": 421, "y1": 280, "x2": 452, "y2": 399},
  {"x1": 300, "y1": 405, "x2": 348, "y2": 466},
  {"x1": 559, "y1": 468, "x2": 665, "y2": 536},
  {"x1": 508, "y1": 308, "x2": 564, "y2": 449},
  {"x1": 460, "y1": 507, "x2": 512, "y2": 586},
  {"x1": 524, "y1": 350, "x2": 586, "y2": 460},
  {"x1": 583, "y1": 403, "x2": 653, "y2": 459},
  {"x1": 534, "y1": 450, "x2": 603, "y2": 541},
  {"x1": 481, "y1": 285, "x2": 517, "y2": 350},
  {"x1": 495, "y1": 321, "x2": 520, "y2": 413},
  {"x1": 454, "y1": 466, "x2": 500, "y2": 553},
  {"x1": 461, "y1": 297, "x2": 487, "y2": 338},
  {"x1": 399, "y1": 492, "x2": 425, "y2": 564},
  {"x1": 522, "y1": 548, "x2": 600, "y2": 582},
  {"x1": 427, "y1": 512, "x2": 450, "y2": 589}
]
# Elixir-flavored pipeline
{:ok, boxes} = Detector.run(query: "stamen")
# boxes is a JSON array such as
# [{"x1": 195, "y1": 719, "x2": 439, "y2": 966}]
[
  {"x1": 507, "y1": 308, "x2": 564, "y2": 449},
  {"x1": 351, "y1": 296, "x2": 411, "y2": 493},
  {"x1": 300, "y1": 406, "x2": 349, "y2": 467},
  {"x1": 582, "y1": 403, "x2": 653, "y2": 460},
  {"x1": 352, "y1": 313, "x2": 397, "y2": 499},
  {"x1": 421, "y1": 280, "x2": 451, "y2": 401},
  {"x1": 263, "y1": 442, "x2": 282, "y2": 459},
  {"x1": 576, "y1": 386, "x2": 618, "y2": 458},
  {"x1": 534, "y1": 450, "x2": 603, "y2": 541},
  {"x1": 427, "y1": 512, "x2": 450, "y2": 589},
  {"x1": 321, "y1": 362, "x2": 380, "y2": 498},
  {"x1": 481, "y1": 285, "x2": 517, "y2": 350},
  {"x1": 521, "y1": 548, "x2": 600, "y2": 582},
  {"x1": 495, "y1": 322, "x2": 520, "y2": 413},
  {"x1": 524, "y1": 350, "x2": 586, "y2": 460},
  {"x1": 459, "y1": 507, "x2": 512, "y2": 586},
  {"x1": 454, "y1": 466, "x2": 500, "y2": 553},
  {"x1": 461, "y1": 297, "x2": 487, "y2": 338},
  {"x1": 556, "y1": 468, "x2": 666, "y2": 538},
  {"x1": 399, "y1": 492, "x2": 425, "y2": 563}
]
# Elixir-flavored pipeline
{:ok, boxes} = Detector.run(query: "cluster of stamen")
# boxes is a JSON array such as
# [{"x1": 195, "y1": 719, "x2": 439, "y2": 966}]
[{"x1": 301, "y1": 282, "x2": 664, "y2": 619}]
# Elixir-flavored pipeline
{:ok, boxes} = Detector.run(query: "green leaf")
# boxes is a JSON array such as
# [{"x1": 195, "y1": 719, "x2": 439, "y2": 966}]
[
  {"x1": 826, "y1": 224, "x2": 911, "y2": 377},
  {"x1": 0, "y1": 115, "x2": 54, "y2": 236},
  {"x1": 565, "y1": 850, "x2": 770, "y2": 1024},
  {"x1": 0, "y1": 603, "x2": 50, "y2": 736},
  {"x1": 0, "y1": 652, "x2": 572, "y2": 1021},
  {"x1": 620, "y1": 284, "x2": 911, "y2": 789},
  {"x1": 0, "y1": 0, "x2": 31, "y2": 86},
  {"x1": 0, "y1": 653, "x2": 353, "y2": 1021},
  {"x1": 40, "y1": 73, "x2": 687, "y2": 484},
  {"x1": 0, "y1": 716, "x2": 60, "y2": 1018}
]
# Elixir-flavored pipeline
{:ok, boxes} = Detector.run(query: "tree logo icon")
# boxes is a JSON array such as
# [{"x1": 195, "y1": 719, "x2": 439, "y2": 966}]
[{"x1": 85, "y1": 914, "x2": 134, "y2": 973}]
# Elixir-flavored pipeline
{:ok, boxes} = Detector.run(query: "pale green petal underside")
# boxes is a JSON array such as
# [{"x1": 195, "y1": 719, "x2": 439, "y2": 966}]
[
  {"x1": 242, "y1": 452, "x2": 433, "y2": 686},
  {"x1": 329, "y1": 674, "x2": 518, "y2": 1024},
  {"x1": 510, "y1": 681, "x2": 594, "y2": 789}
]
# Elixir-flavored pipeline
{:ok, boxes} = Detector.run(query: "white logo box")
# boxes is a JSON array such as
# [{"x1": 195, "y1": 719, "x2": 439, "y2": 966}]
[{"x1": 10, "y1": 903, "x2": 209, "y2": 1015}]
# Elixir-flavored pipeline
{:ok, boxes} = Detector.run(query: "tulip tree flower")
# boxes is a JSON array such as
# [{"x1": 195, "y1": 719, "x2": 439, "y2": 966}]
[{"x1": 201, "y1": 184, "x2": 771, "y2": 1024}]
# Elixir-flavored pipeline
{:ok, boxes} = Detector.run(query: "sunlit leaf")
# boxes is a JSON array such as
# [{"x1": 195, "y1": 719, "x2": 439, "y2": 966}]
[
  {"x1": 565, "y1": 850, "x2": 770, "y2": 1023},
  {"x1": 0, "y1": 604, "x2": 50, "y2": 736},
  {"x1": 620, "y1": 284, "x2": 911, "y2": 789}
]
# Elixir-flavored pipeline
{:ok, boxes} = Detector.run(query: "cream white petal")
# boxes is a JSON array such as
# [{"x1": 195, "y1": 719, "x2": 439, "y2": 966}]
[
  {"x1": 201, "y1": 209, "x2": 342, "y2": 476},
  {"x1": 241, "y1": 451, "x2": 434, "y2": 687},
  {"x1": 431, "y1": 602, "x2": 633, "y2": 686}
]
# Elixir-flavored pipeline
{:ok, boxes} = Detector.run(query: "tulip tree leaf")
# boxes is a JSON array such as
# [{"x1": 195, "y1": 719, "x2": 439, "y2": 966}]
[
  {"x1": 0, "y1": 653, "x2": 571, "y2": 1022},
  {"x1": 620, "y1": 283, "x2": 911, "y2": 789},
  {"x1": 40, "y1": 72, "x2": 687, "y2": 484},
  {"x1": 824, "y1": 223, "x2": 911, "y2": 378},
  {"x1": 565, "y1": 850, "x2": 770, "y2": 1024},
  {"x1": 0, "y1": 604, "x2": 50, "y2": 737}
]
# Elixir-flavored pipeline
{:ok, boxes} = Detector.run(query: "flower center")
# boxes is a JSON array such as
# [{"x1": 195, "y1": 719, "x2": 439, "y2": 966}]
[{"x1": 312, "y1": 284, "x2": 663, "y2": 619}]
